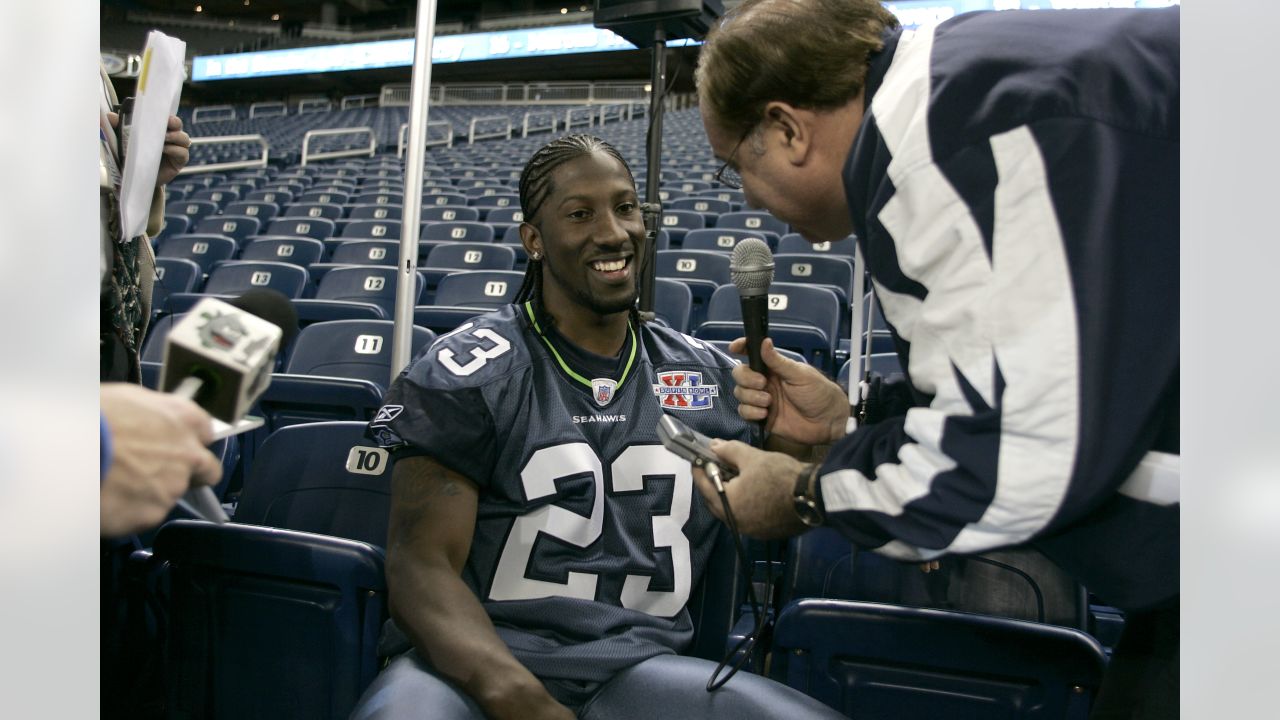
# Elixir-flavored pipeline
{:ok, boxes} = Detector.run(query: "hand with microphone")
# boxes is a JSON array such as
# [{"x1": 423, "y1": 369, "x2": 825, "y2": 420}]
[
  {"x1": 728, "y1": 239, "x2": 850, "y2": 446},
  {"x1": 158, "y1": 289, "x2": 298, "y2": 522}
]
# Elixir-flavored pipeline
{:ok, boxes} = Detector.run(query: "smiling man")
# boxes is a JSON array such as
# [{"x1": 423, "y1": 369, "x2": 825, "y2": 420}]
[{"x1": 349, "y1": 135, "x2": 845, "y2": 720}]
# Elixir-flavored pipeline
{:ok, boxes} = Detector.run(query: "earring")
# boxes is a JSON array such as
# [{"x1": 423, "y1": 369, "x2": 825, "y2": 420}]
[{"x1": 531, "y1": 252, "x2": 541, "y2": 261}]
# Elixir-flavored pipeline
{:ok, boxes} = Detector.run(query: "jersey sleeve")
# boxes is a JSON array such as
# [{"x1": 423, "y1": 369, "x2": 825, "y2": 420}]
[{"x1": 367, "y1": 322, "x2": 520, "y2": 488}]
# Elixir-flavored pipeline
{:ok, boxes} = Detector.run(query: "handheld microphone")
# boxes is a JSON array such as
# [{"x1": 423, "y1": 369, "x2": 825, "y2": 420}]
[
  {"x1": 730, "y1": 238, "x2": 775, "y2": 376},
  {"x1": 158, "y1": 290, "x2": 297, "y2": 522}
]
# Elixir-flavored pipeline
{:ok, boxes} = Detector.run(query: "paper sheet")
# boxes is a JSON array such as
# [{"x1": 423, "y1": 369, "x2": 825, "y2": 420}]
[{"x1": 118, "y1": 30, "x2": 186, "y2": 241}]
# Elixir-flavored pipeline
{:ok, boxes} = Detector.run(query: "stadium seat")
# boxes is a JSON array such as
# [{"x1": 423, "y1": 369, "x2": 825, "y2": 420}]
[
  {"x1": 778, "y1": 233, "x2": 857, "y2": 257},
  {"x1": 265, "y1": 216, "x2": 338, "y2": 241},
  {"x1": 681, "y1": 228, "x2": 774, "y2": 254},
  {"x1": 421, "y1": 221, "x2": 495, "y2": 243},
  {"x1": 716, "y1": 210, "x2": 787, "y2": 237},
  {"x1": 413, "y1": 269, "x2": 524, "y2": 334},
  {"x1": 695, "y1": 283, "x2": 841, "y2": 373},
  {"x1": 347, "y1": 204, "x2": 403, "y2": 221},
  {"x1": 659, "y1": 209, "x2": 707, "y2": 246},
  {"x1": 298, "y1": 189, "x2": 351, "y2": 205},
  {"x1": 484, "y1": 207, "x2": 524, "y2": 225},
  {"x1": 655, "y1": 250, "x2": 731, "y2": 329},
  {"x1": 283, "y1": 202, "x2": 344, "y2": 221},
  {"x1": 245, "y1": 189, "x2": 295, "y2": 206},
  {"x1": 423, "y1": 192, "x2": 469, "y2": 207},
  {"x1": 352, "y1": 191, "x2": 403, "y2": 206},
  {"x1": 158, "y1": 214, "x2": 190, "y2": 241},
  {"x1": 652, "y1": 278, "x2": 693, "y2": 334},
  {"x1": 703, "y1": 339, "x2": 807, "y2": 367},
  {"x1": 166, "y1": 199, "x2": 218, "y2": 222},
  {"x1": 149, "y1": 422, "x2": 394, "y2": 720},
  {"x1": 156, "y1": 234, "x2": 237, "y2": 274},
  {"x1": 768, "y1": 599, "x2": 1107, "y2": 719},
  {"x1": 190, "y1": 188, "x2": 239, "y2": 206},
  {"x1": 192, "y1": 214, "x2": 262, "y2": 246},
  {"x1": 223, "y1": 200, "x2": 281, "y2": 222},
  {"x1": 324, "y1": 239, "x2": 401, "y2": 267},
  {"x1": 151, "y1": 257, "x2": 203, "y2": 319},
  {"x1": 342, "y1": 219, "x2": 402, "y2": 241},
  {"x1": 292, "y1": 265, "x2": 424, "y2": 323},
  {"x1": 239, "y1": 236, "x2": 326, "y2": 268},
  {"x1": 668, "y1": 196, "x2": 733, "y2": 216},
  {"x1": 420, "y1": 242, "x2": 517, "y2": 304},
  {"x1": 421, "y1": 205, "x2": 481, "y2": 223}
]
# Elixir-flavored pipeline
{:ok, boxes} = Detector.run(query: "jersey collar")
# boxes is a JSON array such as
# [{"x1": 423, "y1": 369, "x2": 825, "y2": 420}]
[{"x1": 523, "y1": 301, "x2": 639, "y2": 391}]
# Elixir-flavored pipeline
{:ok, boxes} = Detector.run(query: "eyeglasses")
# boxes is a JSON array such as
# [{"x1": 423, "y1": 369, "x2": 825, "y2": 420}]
[{"x1": 712, "y1": 128, "x2": 752, "y2": 190}]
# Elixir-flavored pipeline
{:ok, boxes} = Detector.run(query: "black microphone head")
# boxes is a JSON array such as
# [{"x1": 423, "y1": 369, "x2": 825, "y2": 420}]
[
  {"x1": 730, "y1": 238, "x2": 775, "y2": 298},
  {"x1": 226, "y1": 288, "x2": 299, "y2": 347}
]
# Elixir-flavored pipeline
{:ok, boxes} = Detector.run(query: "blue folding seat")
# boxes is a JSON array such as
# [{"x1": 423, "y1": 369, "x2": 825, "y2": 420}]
[
  {"x1": 668, "y1": 196, "x2": 733, "y2": 216},
  {"x1": 292, "y1": 266, "x2": 424, "y2": 324},
  {"x1": 222, "y1": 200, "x2": 280, "y2": 222},
  {"x1": 422, "y1": 191, "x2": 469, "y2": 207},
  {"x1": 347, "y1": 204, "x2": 403, "y2": 222},
  {"x1": 413, "y1": 269, "x2": 524, "y2": 333},
  {"x1": 695, "y1": 282, "x2": 842, "y2": 374},
  {"x1": 265, "y1": 216, "x2": 337, "y2": 241},
  {"x1": 691, "y1": 188, "x2": 746, "y2": 209},
  {"x1": 283, "y1": 203, "x2": 343, "y2": 222},
  {"x1": 240, "y1": 236, "x2": 325, "y2": 268},
  {"x1": 682, "y1": 228, "x2": 774, "y2": 254},
  {"x1": 672, "y1": 179, "x2": 713, "y2": 194},
  {"x1": 156, "y1": 234, "x2": 237, "y2": 275},
  {"x1": 484, "y1": 207, "x2": 524, "y2": 225},
  {"x1": 351, "y1": 191, "x2": 403, "y2": 206},
  {"x1": 778, "y1": 232, "x2": 857, "y2": 258},
  {"x1": 298, "y1": 189, "x2": 351, "y2": 205},
  {"x1": 189, "y1": 187, "x2": 240, "y2": 207},
  {"x1": 165, "y1": 199, "x2": 219, "y2": 222},
  {"x1": 421, "y1": 205, "x2": 481, "y2": 223},
  {"x1": 653, "y1": 278, "x2": 692, "y2": 334},
  {"x1": 342, "y1": 219, "x2": 402, "y2": 241},
  {"x1": 148, "y1": 422, "x2": 395, "y2": 720},
  {"x1": 420, "y1": 242, "x2": 517, "y2": 304},
  {"x1": 717, "y1": 210, "x2": 788, "y2": 237},
  {"x1": 201, "y1": 261, "x2": 309, "y2": 299},
  {"x1": 327, "y1": 240, "x2": 400, "y2": 267},
  {"x1": 192, "y1": 214, "x2": 261, "y2": 246},
  {"x1": 421, "y1": 221, "x2": 495, "y2": 244},
  {"x1": 151, "y1": 257, "x2": 203, "y2": 319},
  {"x1": 774, "y1": 252, "x2": 856, "y2": 339},
  {"x1": 159, "y1": 214, "x2": 190, "y2": 240},
  {"x1": 655, "y1": 250, "x2": 731, "y2": 329},
  {"x1": 467, "y1": 193, "x2": 520, "y2": 209},
  {"x1": 659, "y1": 209, "x2": 707, "y2": 246},
  {"x1": 245, "y1": 188, "x2": 295, "y2": 206}
]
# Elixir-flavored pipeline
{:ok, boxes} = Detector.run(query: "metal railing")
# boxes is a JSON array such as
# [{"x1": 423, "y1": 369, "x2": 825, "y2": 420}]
[
  {"x1": 178, "y1": 135, "x2": 269, "y2": 174},
  {"x1": 398, "y1": 121, "x2": 454, "y2": 157},
  {"x1": 341, "y1": 94, "x2": 379, "y2": 109},
  {"x1": 249, "y1": 101, "x2": 287, "y2": 119},
  {"x1": 521, "y1": 110, "x2": 557, "y2": 138},
  {"x1": 300, "y1": 127, "x2": 376, "y2": 166},
  {"x1": 564, "y1": 106, "x2": 594, "y2": 131},
  {"x1": 192, "y1": 105, "x2": 236, "y2": 123},
  {"x1": 468, "y1": 115, "x2": 512, "y2": 144},
  {"x1": 378, "y1": 81, "x2": 650, "y2": 107},
  {"x1": 299, "y1": 98, "x2": 334, "y2": 114},
  {"x1": 597, "y1": 103, "x2": 628, "y2": 125}
]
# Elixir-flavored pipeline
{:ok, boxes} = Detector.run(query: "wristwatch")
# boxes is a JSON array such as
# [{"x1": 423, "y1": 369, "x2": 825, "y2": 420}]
[{"x1": 792, "y1": 463, "x2": 825, "y2": 527}]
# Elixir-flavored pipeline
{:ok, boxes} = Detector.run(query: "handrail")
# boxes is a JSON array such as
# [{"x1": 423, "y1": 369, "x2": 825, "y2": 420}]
[
  {"x1": 521, "y1": 110, "x2": 557, "y2": 138},
  {"x1": 564, "y1": 106, "x2": 593, "y2": 130},
  {"x1": 192, "y1": 104, "x2": 236, "y2": 123},
  {"x1": 398, "y1": 121, "x2": 453, "y2": 157},
  {"x1": 468, "y1": 115, "x2": 512, "y2": 144},
  {"x1": 341, "y1": 94, "x2": 379, "y2": 110},
  {"x1": 248, "y1": 101, "x2": 287, "y2": 119},
  {"x1": 178, "y1": 135, "x2": 269, "y2": 175},
  {"x1": 300, "y1": 127, "x2": 376, "y2": 166},
  {"x1": 597, "y1": 103, "x2": 627, "y2": 125},
  {"x1": 299, "y1": 98, "x2": 334, "y2": 114}
]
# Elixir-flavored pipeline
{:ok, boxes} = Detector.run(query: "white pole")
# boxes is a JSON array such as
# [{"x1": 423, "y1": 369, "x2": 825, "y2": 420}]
[
  {"x1": 848, "y1": 244, "x2": 868, "y2": 430},
  {"x1": 390, "y1": 0, "x2": 440, "y2": 381}
]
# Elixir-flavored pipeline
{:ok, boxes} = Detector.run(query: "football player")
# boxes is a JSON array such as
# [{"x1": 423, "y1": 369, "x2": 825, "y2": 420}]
[{"x1": 350, "y1": 135, "x2": 844, "y2": 720}]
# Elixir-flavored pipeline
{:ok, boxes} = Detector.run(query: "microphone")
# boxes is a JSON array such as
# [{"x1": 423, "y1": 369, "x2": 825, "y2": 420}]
[
  {"x1": 158, "y1": 290, "x2": 297, "y2": 522},
  {"x1": 730, "y1": 238, "x2": 775, "y2": 376}
]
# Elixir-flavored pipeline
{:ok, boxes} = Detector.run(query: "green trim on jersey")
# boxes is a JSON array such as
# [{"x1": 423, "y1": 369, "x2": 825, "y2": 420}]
[{"x1": 523, "y1": 301, "x2": 638, "y2": 390}]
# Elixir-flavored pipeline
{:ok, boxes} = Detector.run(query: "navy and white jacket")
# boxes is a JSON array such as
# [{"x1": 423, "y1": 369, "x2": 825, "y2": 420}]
[{"x1": 821, "y1": 7, "x2": 1179, "y2": 610}]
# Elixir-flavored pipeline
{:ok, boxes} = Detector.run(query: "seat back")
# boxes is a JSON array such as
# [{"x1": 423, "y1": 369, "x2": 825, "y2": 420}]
[
  {"x1": 223, "y1": 200, "x2": 280, "y2": 222},
  {"x1": 193, "y1": 214, "x2": 261, "y2": 245},
  {"x1": 342, "y1": 219, "x2": 402, "y2": 240},
  {"x1": 421, "y1": 221, "x2": 496, "y2": 243},
  {"x1": 239, "y1": 236, "x2": 325, "y2": 268},
  {"x1": 315, "y1": 266, "x2": 423, "y2": 318},
  {"x1": 772, "y1": 253, "x2": 855, "y2": 305},
  {"x1": 655, "y1": 250, "x2": 731, "y2": 286},
  {"x1": 266, "y1": 216, "x2": 337, "y2": 241},
  {"x1": 202, "y1": 261, "x2": 309, "y2": 299},
  {"x1": 432, "y1": 270, "x2": 525, "y2": 308},
  {"x1": 653, "y1": 278, "x2": 693, "y2": 334},
  {"x1": 283, "y1": 320, "x2": 435, "y2": 389},
  {"x1": 682, "y1": 228, "x2": 774, "y2": 254},
  {"x1": 152, "y1": 257, "x2": 203, "y2": 309},
  {"x1": 769, "y1": 599, "x2": 1107, "y2": 719},
  {"x1": 330, "y1": 240, "x2": 400, "y2": 266},
  {"x1": 425, "y1": 242, "x2": 516, "y2": 270},
  {"x1": 778, "y1": 233, "x2": 857, "y2": 257},
  {"x1": 718, "y1": 211, "x2": 788, "y2": 236},
  {"x1": 156, "y1": 234, "x2": 237, "y2": 273}
]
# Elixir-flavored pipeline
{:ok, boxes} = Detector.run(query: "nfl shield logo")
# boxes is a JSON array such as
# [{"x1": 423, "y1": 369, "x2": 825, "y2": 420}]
[{"x1": 591, "y1": 378, "x2": 617, "y2": 407}]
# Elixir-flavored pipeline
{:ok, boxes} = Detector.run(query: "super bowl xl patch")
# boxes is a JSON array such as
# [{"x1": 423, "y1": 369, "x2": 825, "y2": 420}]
[{"x1": 653, "y1": 371, "x2": 719, "y2": 410}]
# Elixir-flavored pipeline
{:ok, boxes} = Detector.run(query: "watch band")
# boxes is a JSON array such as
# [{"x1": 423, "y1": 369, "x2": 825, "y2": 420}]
[{"x1": 792, "y1": 463, "x2": 824, "y2": 528}]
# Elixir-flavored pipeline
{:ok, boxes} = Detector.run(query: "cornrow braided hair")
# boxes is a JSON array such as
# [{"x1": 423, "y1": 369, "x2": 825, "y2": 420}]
[{"x1": 513, "y1": 134, "x2": 646, "y2": 329}]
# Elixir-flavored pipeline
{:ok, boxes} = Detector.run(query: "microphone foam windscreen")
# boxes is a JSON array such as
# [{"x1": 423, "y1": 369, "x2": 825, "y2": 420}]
[
  {"x1": 730, "y1": 238, "x2": 775, "y2": 297},
  {"x1": 226, "y1": 288, "x2": 300, "y2": 348}
]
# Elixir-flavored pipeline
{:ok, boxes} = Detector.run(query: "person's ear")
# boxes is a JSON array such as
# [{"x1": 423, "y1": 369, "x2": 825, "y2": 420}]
[
  {"x1": 763, "y1": 101, "x2": 813, "y2": 167},
  {"x1": 519, "y1": 221, "x2": 543, "y2": 260}
]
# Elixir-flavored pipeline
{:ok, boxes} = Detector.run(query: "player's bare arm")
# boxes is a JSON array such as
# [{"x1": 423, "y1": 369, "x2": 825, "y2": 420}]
[{"x1": 385, "y1": 455, "x2": 574, "y2": 720}]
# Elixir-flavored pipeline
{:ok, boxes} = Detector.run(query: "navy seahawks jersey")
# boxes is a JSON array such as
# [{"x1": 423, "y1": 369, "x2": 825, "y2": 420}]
[
  {"x1": 369, "y1": 303, "x2": 753, "y2": 684},
  {"x1": 830, "y1": 8, "x2": 1179, "y2": 610}
]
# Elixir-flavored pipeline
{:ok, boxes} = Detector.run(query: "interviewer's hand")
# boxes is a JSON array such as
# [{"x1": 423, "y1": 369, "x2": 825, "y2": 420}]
[
  {"x1": 729, "y1": 337, "x2": 849, "y2": 445},
  {"x1": 156, "y1": 115, "x2": 191, "y2": 186},
  {"x1": 691, "y1": 439, "x2": 810, "y2": 540},
  {"x1": 100, "y1": 383, "x2": 222, "y2": 537}
]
